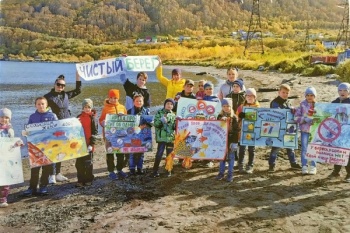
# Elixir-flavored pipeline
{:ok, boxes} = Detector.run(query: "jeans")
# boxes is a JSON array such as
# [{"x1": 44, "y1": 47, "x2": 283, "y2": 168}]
[
  {"x1": 106, "y1": 153, "x2": 125, "y2": 172},
  {"x1": 238, "y1": 145, "x2": 255, "y2": 166},
  {"x1": 75, "y1": 153, "x2": 94, "y2": 183},
  {"x1": 219, "y1": 151, "x2": 235, "y2": 175},
  {"x1": 129, "y1": 153, "x2": 144, "y2": 170},
  {"x1": 300, "y1": 132, "x2": 316, "y2": 167},
  {"x1": 269, "y1": 147, "x2": 296, "y2": 166},
  {"x1": 153, "y1": 142, "x2": 173, "y2": 173},
  {"x1": 52, "y1": 162, "x2": 62, "y2": 175},
  {"x1": 30, "y1": 165, "x2": 52, "y2": 190}
]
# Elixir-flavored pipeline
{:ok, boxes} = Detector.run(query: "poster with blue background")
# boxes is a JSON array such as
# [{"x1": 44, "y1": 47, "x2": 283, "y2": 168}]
[{"x1": 240, "y1": 108, "x2": 298, "y2": 149}]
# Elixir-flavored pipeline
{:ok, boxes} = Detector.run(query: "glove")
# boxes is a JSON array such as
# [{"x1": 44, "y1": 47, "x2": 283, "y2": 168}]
[
  {"x1": 88, "y1": 145, "x2": 93, "y2": 152},
  {"x1": 176, "y1": 116, "x2": 182, "y2": 121},
  {"x1": 175, "y1": 95, "x2": 181, "y2": 101},
  {"x1": 117, "y1": 112, "x2": 125, "y2": 116},
  {"x1": 230, "y1": 143, "x2": 238, "y2": 151},
  {"x1": 161, "y1": 116, "x2": 167, "y2": 124},
  {"x1": 107, "y1": 147, "x2": 113, "y2": 153},
  {"x1": 290, "y1": 107, "x2": 296, "y2": 115},
  {"x1": 221, "y1": 116, "x2": 227, "y2": 121},
  {"x1": 304, "y1": 117, "x2": 313, "y2": 124},
  {"x1": 238, "y1": 112, "x2": 245, "y2": 119}
]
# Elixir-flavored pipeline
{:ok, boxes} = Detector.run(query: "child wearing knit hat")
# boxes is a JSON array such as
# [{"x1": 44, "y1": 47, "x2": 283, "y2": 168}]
[
  {"x1": 216, "y1": 98, "x2": 239, "y2": 182},
  {"x1": 294, "y1": 87, "x2": 317, "y2": 175},
  {"x1": 218, "y1": 67, "x2": 245, "y2": 99},
  {"x1": 328, "y1": 82, "x2": 350, "y2": 181},
  {"x1": 99, "y1": 89, "x2": 128, "y2": 180},
  {"x1": 236, "y1": 88, "x2": 260, "y2": 174},
  {"x1": 75, "y1": 98, "x2": 98, "y2": 187},
  {"x1": 0, "y1": 107, "x2": 20, "y2": 207},
  {"x1": 203, "y1": 82, "x2": 220, "y2": 103},
  {"x1": 152, "y1": 98, "x2": 176, "y2": 177},
  {"x1": 225, "y1": 79, "x2": 245, "y2": 113}
]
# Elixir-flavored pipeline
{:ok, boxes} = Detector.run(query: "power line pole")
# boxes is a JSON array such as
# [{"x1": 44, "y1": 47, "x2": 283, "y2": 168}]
[
  {"x1": 244, "y1": 0, "x2": 264, "y2": 55},
  {"x1": 336, "y1": 0, "x2": 350, "y2": 48}
]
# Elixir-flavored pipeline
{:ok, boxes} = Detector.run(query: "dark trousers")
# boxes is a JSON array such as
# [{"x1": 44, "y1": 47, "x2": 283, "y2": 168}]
[
  {"x1": 52, "y1": 162, "x2": 62, "y2": 175},
  {"x1": 153, "y1": 142, "x2": 174, "y2": 173},
  {"x1": 75, "y1": 153, "x2": 94, "y2": 183},
  {"x1": 238, "y1": 145, "x2": 256, "y2": 166},
  {"x1": 30, "y1": 165, "x2": 52, "y2": 190},
  {"x1": 333, "y1": 158, "x2": 350, "y2": 174},
  {"x1": 106, "y1": 153, "x2": 125, "y2": 172}
]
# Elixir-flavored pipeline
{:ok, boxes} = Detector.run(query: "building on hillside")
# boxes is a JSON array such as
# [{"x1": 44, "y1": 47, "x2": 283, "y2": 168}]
[
  {"x1": 310, "y1": 55, "x2": 338, "y2": 65},
  {"x1": 337, "y1": 49, "x2": 350, "y2": 65},
  {"x1": 322, "y1": 41, "x2": 337, "y2": 50},
  {"x1": 136, "y1": 36, "x2": 157, "y2": 44}
]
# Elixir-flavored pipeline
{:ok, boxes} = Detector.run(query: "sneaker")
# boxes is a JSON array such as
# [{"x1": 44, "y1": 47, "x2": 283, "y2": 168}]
[
  {"x1": 75, "y1": 182, "x2": 84, "y2": 188},
  {"x1": 129, "y1": 169, "x2": 136, "y2": 176},
  {"x1": 118, "y1": 171, "x2": 128, "y2": 179},
  {"x1": 216, "y1": 173, "x2": 224, "y2": 180},
  {"x1": 301, "y1": 166, "x2": 308, "y2": 175},
  {"x1": 167, "y1": 171, "x2": 172, "y2": 177},
  {"x1": 108, "y1": 172, "x2": 118, "y2": 180},
  {"x1": 238, "y1": 164, "x2": 244, "y2": 173},
  {"x1": 56, "y1": 173, "x2": 68, "y2": 182},
  {"x1": 226, "y1": 174, "x2": 233, "y2": 182},
  {"x1": 84, "y1": 182, "x2": 92, "y2": 186},
  {"x1": 23, "y1": 188, "x2": 36, "y2": 197},
  {"x1": 291, "y1": 163, "x2": 302, "y2": 170},
  {"x1": 207, "y1": 161, "x2": 214, "y2": 168},
  {"x1": 328, "y1": 172, "x2": 340, "y2": 179},
  {"x1": 0, "y1": 202, "x2": 8, "y2": 208},
  {"x1": 345, "y1": 174, "x2": 350, "y2": 183},
  {"x1": 268, "y1": 165, "x2": 275, "y2": 173},
  {"x1": 309, "y1": 166, "x2": 317, "y2": 175},
  {"x1": 49, "y1": 175, "x2": 56, "y2": 184},
  {"x1": 38, "y1": 186, "x2": 48, "y2": 195},
  {"x1": 245, "y1": 165, "x2": 254, "y2": 174},
  {"x1": 136, "y1": 169, "x2": 144, "y2": 175},
  {"x1": 153, "y1": 172, "x2": 160, "y2": 178}
]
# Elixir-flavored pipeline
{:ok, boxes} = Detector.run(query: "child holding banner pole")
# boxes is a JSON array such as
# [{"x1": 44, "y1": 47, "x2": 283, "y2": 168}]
[
  {"x1": 294, "y1": 87, "x2": 317, "y2": 175},
  {"x1": 328, "y1": 82, "x2": 350, "y2": 182}
]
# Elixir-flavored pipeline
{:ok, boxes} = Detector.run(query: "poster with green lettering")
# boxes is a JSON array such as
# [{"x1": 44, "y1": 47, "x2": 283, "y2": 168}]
[{"x1": 105, "y1": 114, "x2": 153, "y2": 154}]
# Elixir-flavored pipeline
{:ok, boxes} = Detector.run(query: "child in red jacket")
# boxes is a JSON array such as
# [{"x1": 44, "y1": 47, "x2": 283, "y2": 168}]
[{"x1": 76, "y1": 99, "x2": 98, "y2": 187}]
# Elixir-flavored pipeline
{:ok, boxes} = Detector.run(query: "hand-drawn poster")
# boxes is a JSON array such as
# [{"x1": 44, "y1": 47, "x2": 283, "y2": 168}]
[
  {"x1": 0, "y1": 138, "x2": 24, "y2": 185},
  {"x1": 105, "y1": 114, "x2": 153, "y2": 154},
  {"x1": 176, "y1": 98, "x2": 222, "y2": 120},
  {"x1": 24, "y1": 118, "x2": 88, "y2": 168},
  {"x1": 174, "y1": 119, "x2": 228, "y2": 160},
  {"x1": 240, "y1": 108, "x2": 298, "y2": 149},
  {"x1": 307, "y1": 103, "x2": 350, "y2": 166}
]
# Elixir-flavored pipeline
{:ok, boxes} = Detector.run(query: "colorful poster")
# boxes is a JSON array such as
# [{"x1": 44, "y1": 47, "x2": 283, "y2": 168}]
[
  {"x1": 76, "y1": 55, "x2": 159, "y2": 81},
  {"x1": 176, "y1": 98, "x2": 222, "y2": 120},
  {"x1": 105, "y1": 114, "x2": 153, "y2": 154},
  {"x1": 0, "y1": 137, "x2": 24, "y2": 185},
  {"x1": 24, "y1": 118, "x2": 88, "y2": 168},
  {"x1": 174, "y1": 119, "x2": 228, "y2": 160},
  {"x1": 307, "y1": 103, "x2": 350, "y2": 165},
  {"x1": 240, "y1": 108, "x2": 298, "y2": 149}
]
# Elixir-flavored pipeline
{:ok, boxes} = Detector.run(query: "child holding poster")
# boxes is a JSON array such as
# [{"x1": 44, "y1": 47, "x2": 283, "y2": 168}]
[
  {"x1": 156, "y1": 62, "x2": 185, "y2": 99},
  {"x1": 216, "y1": 99, "x2": 239, "y2": 182},
  {"x1": 329, "y1": 82, "x2": 350, "y2": 181},
  {"x1": 23, "y1": 97, "x2": 58, "y2": 197},
  {"x1": 0, "y1": 108, "x2": 22, "y2": 207},
  {"x1": 152, "y1": 98, "x2": 176, "y2": 177},
  {"x1": 268, "y1": 84, "x2": 301, "y2": 172},
  {"x1": 120, "y1": 72, "x2": 151, "y2": 111},
  {"x1": 99, "y1": 89, "x2": 128, "y2": 180},
  {"x1": 75, "y1": 99, "x2": 98, "y2": 187},
  {"x1": 173, "y1": 79, "x2": 197, "y2": 112},
  {"x1": 237, "y1": 88, "x2": 260, "y2": 174},
  {"x1": 294, "y1": 87, "x2": 317, "y2": 175},
  {"x1": 127, "y1": 94, "x2": 151, "y2": 175}
]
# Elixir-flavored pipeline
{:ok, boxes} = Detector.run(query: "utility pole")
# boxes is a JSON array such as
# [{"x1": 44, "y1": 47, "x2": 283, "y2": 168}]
[
  {"x1": 304, "y1": 14, "x2": 310, "y2": 50},
  {"x1": 244, "y1": 0, "x2": 264, "y2": 55},
  {"x1": 336, "y1": 0, "x2": 350, "y2": 48}
]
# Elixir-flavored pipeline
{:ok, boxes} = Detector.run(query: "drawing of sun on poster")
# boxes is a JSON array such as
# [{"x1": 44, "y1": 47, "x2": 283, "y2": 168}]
[
  {"x1": 176, "y1": 98, "x2": 222, "y2": 120},
  {"x1": 105, "y1": 114, "x2": 153, "y2": 154},
  {"x1": 24, "y1": 118, "x2": 88, "y2": 168},
  {"x1": 0, "y1": 138, "x2": 24, "y2": 186},
  {"x1": 307, "y1": 103, "x2": 350, "y2": 166},
  {"x1": 174, "y1": 119, "x2": 228, "y2": 160},
  {"x1": 240, "y1": 108, "x2": 298, "y2": 149}
]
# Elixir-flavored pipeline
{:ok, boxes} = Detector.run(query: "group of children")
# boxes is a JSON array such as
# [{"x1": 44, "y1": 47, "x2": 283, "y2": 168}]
[{"x1": 1, "y1": 66, "x2": 350, "y2": 208}]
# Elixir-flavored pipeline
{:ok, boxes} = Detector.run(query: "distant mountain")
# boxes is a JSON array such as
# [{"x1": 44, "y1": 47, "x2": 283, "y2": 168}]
[{"x1": 0, "y1": 0, "x2": 344, "y2": 43}]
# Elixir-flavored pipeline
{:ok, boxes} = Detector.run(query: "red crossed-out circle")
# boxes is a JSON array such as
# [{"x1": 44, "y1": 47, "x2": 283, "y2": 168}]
[{"x1": 317, "y1": 118, "x2": 341, "y2": 142}]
